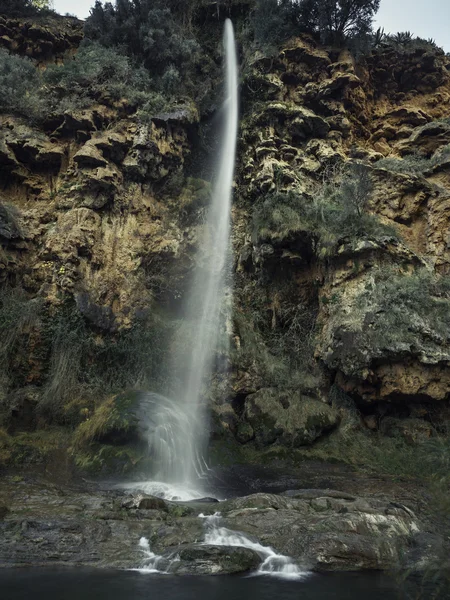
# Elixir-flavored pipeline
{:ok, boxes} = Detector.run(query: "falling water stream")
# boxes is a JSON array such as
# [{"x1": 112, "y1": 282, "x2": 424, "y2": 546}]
[{"x1": 124, "y1": 20, "x2": 239, "y2": 501}]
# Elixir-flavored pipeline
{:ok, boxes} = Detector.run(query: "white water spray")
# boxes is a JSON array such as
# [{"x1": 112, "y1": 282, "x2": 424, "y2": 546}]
[{"x1": 129, "y1": 20, "x2": 239, "y2": 500}]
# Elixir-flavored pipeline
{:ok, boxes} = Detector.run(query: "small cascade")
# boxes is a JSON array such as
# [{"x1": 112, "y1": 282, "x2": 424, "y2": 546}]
[
  {"x1": 132, "y1": 514, "x2": 309, "y2": 579},
  {"x1": 135, "y1": 537, "x2": 179, "y2": 574},
  {"x1": 200, "y1": 513, "x2": 308, "y2": 580},
  {"x1": 135, "y1": 537, "x2": 166, "y2": 574}
]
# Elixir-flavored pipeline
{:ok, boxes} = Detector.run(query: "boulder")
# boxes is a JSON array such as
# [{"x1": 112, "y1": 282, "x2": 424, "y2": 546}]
[
  {"x1": 173, "y1": 544, "x2": 261, "y2": 575},
  {"x1": 243, "y1": 388, "x2": 339, "y2": 447},
  {"x1": 137, "y1": 496, "x2": 168, "y2": 512}
]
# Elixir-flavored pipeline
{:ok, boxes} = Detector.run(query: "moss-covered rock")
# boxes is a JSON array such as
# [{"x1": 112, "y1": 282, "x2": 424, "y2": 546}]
[
  {"x1": 243, "y1": 388, "x2": 339, "y2": 448},
  {"x1": 73, "y1": 391, "x2": 141, "y2": 446},
  {"x1": 71, "y1": 390, "x2": 149, "y2": 474}
]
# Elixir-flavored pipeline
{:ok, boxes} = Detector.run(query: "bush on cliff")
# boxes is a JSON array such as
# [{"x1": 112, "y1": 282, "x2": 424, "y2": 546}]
[
  {"x1": 252, "y1": 163, "x2": 397, "y2": 255},
  {"x1": 44, "y1": 42, "x2": 156, "y2": 111},
  {"x1": 84, "y1": 0, "x2": 201, "y2": 95},
  {"x1": 0, "y1": 49, "x2": 45, "y2": 120},
  {"x1": 298, "y1": 0, "x2": 381, "y2": 45},
  {"x1": 38, "y1": 303, "x2": 169, "y2": 419},
  {"x1": 0, "y1": 0, "x2": 54, "y2": 16},
  {"x1": 251, "y1": 0, "x2": 299, "y2": 50},
  {"x1": 251, "y1": 0, "x2": 381, "y2": 48},
  {"x1": 0, "y1": 287, "x2": 43, "y2": 397},
  {"x1": 357, "y1": 267, "x2": 450, "y2": 349},
  {"x1": 375, "y1": 145, "x2": 450, "y2": 175}
]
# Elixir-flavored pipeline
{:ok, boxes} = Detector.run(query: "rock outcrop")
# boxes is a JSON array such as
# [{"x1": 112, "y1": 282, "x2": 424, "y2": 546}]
[
  {"x1": 0, "y1": 14, "x2": 83, "y2": 63},
  {"x1": 0, "y1": 477, "x2": 441, "y2": 574},
  {"x1": 1, "y1": 12, "x2": 450, "y2": 469}
]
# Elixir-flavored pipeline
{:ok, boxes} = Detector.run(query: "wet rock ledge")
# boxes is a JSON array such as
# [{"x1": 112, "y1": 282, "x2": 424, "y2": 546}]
[{"x1": 0, "y1": 477, "x2": 443, "y2": 574}]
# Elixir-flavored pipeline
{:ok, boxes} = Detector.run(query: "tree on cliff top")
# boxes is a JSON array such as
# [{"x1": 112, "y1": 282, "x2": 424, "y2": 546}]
[
  {"x1": 0, "y1": 0, "x2": 54, "y2": 16},
  {"x1": 84, "y1": 0, "x2": 200, "y2": 77},
  {"x1": 253, "y1": 0, "x2": 381, "y2": 47},
  {"x1": 298, "y1": 0, "x2": 381, "y2": 44}
]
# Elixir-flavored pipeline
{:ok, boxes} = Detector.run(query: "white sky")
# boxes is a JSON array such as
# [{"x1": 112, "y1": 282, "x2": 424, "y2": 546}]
[{"x1": 53, "y1": 0, "x2": 450, "y2": 52}]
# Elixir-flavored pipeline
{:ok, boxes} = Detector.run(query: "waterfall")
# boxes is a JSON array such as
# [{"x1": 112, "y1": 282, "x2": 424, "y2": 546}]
[
  {"x1": 126, "y1": 20, "x2": 239, "y2": 501},
  {"x1": 166, "y1": 18, "x2": 238, "y2": 492}
]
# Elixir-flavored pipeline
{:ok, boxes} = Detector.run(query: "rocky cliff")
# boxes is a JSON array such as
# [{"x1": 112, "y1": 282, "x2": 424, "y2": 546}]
[{"x1": 1, "y1": 8, "x2": 450, "y2": 477}]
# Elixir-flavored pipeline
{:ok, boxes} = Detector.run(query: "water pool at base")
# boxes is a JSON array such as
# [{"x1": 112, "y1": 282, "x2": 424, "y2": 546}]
[{"x1": 0, "y1": 569, "x2": 421, "y2": 600}]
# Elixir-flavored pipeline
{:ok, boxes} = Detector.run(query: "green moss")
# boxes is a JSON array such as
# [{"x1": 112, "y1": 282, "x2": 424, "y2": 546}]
[
  {"x1": 0, "y1": 427, "x2": 69, "y2": 468},
  {"x1": 70, "y1": 391, "x2": 150, "y2": 475},
  {"x1": 73, "y1": 442, "x2": 145, "y2": 475},
  {"x1": 73, "y1": 391, "x2": 140, "y2": 447}
]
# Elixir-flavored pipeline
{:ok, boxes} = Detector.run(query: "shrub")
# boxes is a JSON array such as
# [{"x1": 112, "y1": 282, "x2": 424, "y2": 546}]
[
  {"x1": 250, "y1": 0, "x2": 381, "y2": 49},
  {"x1": 298, "y1": 0, "x2": 381, "y2": 45},
  {"x1": 0, "y1": 0, "x2": 53, "y2": 16},
  {"x1": 375, "y1": 154, "x2": 431, "y2": 175},
  {"x1": 252, "y1": 163, "x2": 398, "y2": 255},
  {"x1": 84, "y1": 0, "x2": 201, "y2": 93},
  {"x1": 39, "y1": 305, "x2": 89, "y2": 413},
  {"x1": 0, "y1": 49, "x2": 45, "y2": 120},
  {"x1": 356, "y1": 268, "x2": 450, "y2": 350},
  {"x1": 385, "y1": 31, "x2": 441, "y2": 52},
  {"x1": 44, "y1": 42, "x2": 159, "y2": 112},
  {"x1": 0, "y1": 287, "x2": 43, "y2": 391},
  {"x1": 252, "y1": 189, "x2": 309, "y2": 243},
  {"x1": 251, "y1": 0, "x2": 299, "y2": 51},
  {"x1": 73, "y1": 392, "x2": 139, "y2": 447},
  {"x1": 375, "y1": 144, "x2": 450, "y2": 175},
  {"x1": 90, "y1": 316, "x2": 169, "y2": 392},
  {"x1": 38, "y1": 300, "x2": 170, "y2": 417}
]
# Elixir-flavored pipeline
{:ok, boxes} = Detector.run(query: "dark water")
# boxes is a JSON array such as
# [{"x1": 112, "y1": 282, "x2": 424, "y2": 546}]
[{"x1": 0, "y1": 569, "x2": 416, "y2": 600}]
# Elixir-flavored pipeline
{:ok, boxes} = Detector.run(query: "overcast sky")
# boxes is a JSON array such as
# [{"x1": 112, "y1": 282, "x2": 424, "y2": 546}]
[{"x1": 53, "y1": 0, "x2": 450, "y2": 52}]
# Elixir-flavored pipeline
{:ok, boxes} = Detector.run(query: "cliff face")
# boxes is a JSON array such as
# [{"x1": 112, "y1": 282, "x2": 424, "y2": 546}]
[{"x1": 1, "y1": 12, "x2": 450, "y2": 472}]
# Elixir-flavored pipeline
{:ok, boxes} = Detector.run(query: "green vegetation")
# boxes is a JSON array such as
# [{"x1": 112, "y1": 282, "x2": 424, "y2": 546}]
[
  {"x1": 357, "y1": 267, "x2": 450, "y2": 348},
  {"x1": 0, "y1": 287, "x2": 43, "y2": 399},
  {"x1": 85, "y1": 0, "x2": 202, "y2": 95},
  {"x1": 40, "y1": 305, "x2": 169, "y2": 419},
  {"x1": 70, "y1": 391, "x2": 146, "y2": 474},
  {"x1": 0, "y1": 0, "x2": 54, "y2": 16},
  {"x1": 376, "y1": 144, "x2": 450, "y2": 175},
  {"x1": 251, "y1": 0, "x2": 381, "y2": 49},
  {"x1": 73, "y1": 442, "x2": 144, "y2": 474},
  {"x1": 43, "y1": 42, "x2": 158, "y2": 112},
  {"x1": 0, "y1": 290, "x2": 169, "y2": 472},
  {"x1": 0, "y1": 427, "x2": 69, "y2": 468},
  {"x1": 0, "y1": 49, "x2": 45, "y2": 121},
  {"x1": 233, "y1": 280, "x2": 319, "y2": 394},
  {"x1": 0, "y1": 0, "x2": 212, "y2": 123},
  {"x1": 0, "y1": 42, "x2": 171, "y2": 120},
  {"x1": 0, "y1": 292, "x2": 169, "y2": 424},
  {"x1": 252, "y1": 164, "x2": 398, "y2": 256},
  {"x1": 251, "y1": 0, "x2": 299, "y2": 51},
  {"x1": 384, "y1": 30, "x2": 442, "y2": 52},
  {"x1": 73, "y1": 392, "x2": 139, "y2": 447}
]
